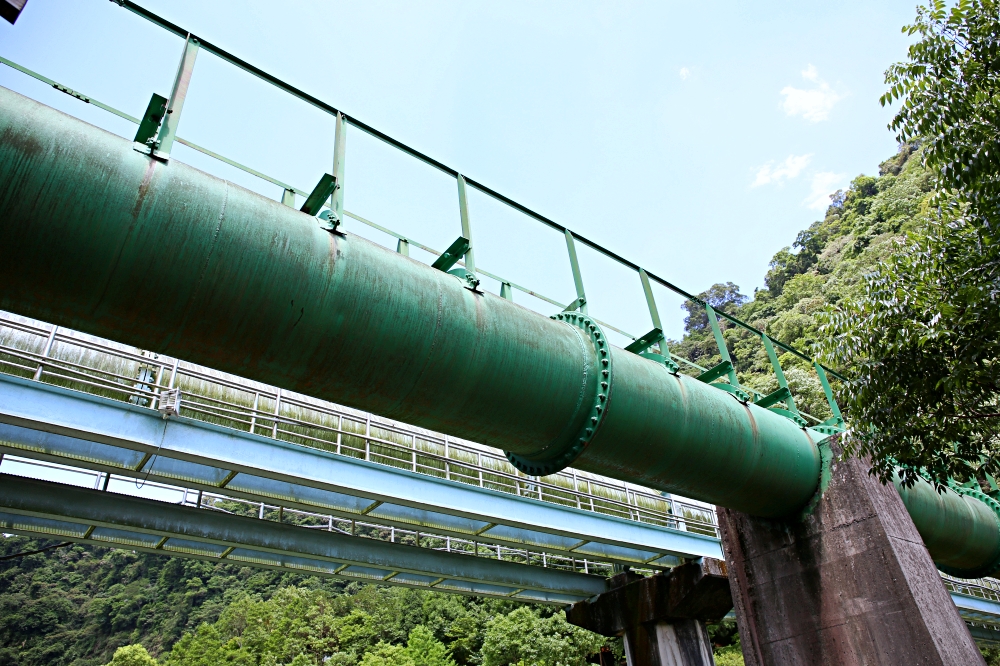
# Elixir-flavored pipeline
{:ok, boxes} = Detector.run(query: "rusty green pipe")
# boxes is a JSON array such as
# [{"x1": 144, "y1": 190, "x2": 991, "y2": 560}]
[
  {"x1": 895, "y1": 474, "x2": 1000, "y2": 578},
  {"x1": 0, "y1": 85, "x2": 819, "y2": 518},
  {"x1": 2, "y1": 86, "x2": 1000, "y2": 579}
]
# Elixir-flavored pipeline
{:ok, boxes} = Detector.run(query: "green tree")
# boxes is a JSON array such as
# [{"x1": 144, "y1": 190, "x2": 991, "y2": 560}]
[
  {"x1": 404, "y1": 625, "x2": 456, "y2": 666},
  {"x1": 104, "y1": 645, "x2": 158, "y2": 666},
  {"x1": 821, "y1": 0, "x2": 1000, "y2": 487},
  {"x1": 480, "y1": 607, "x2": 604, "y2": 666},
  {"x1": 360, "y1": 642, "x2": 415, "y2": 666}
]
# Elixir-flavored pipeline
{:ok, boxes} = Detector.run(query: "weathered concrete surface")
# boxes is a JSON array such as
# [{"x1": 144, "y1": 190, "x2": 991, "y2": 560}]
[
  {"x1": 718, "y1": 437, "x2": 983, "y2": 665},
  {"x1": 567, "y1": 558, "x2": 732, "y2": 666}
]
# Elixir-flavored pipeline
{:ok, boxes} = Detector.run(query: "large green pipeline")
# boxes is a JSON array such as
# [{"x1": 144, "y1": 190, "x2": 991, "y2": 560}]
[
  {"x1": 895, "y1": 475, "x2": 1000, "y2": 578},
  {"x1": 0, "y1": 86, "x2": 997, "y2": 576},
  {"x1": 0, "y1": 85, "x2": 816, "y2": 517}
]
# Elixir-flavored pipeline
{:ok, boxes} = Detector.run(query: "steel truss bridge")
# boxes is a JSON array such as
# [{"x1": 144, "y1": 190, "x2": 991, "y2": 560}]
[{"x1": 2, "y1": 0, "x2": 1000, "y2": 648}]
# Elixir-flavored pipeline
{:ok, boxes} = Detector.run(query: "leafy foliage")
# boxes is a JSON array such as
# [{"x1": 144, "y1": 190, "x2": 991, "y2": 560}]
[
  {"x1": 822, "y1": 0, "x2": 1000, "y2": 488},
  {"x1": 479, "y1": 606, "x2": 604, "y2": 666},
  {"x1": 0, "y1": 535, "x2": 613, "y2": 666},
  {"x1": 105, "y1": 646, "x2": 157, "y2": 666}
]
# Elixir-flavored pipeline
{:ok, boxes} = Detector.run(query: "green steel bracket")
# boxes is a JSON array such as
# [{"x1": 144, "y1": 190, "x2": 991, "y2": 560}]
[
  {"x1": 696, "y1": 360, "x2": 733, "y2": 384},
  {"x1": 281, "y1": 188, "x2": 296, "y2": 208},
  {"x1": 153, "y1": 34, "x2": 199, "y2": 160},
  {"x1": 625, "y1": 328, "x2": 664, "y2": 354},
  {"x1": 500, "y1": 281, "x2": 513, "y2": 300},
  {"x1": 769, "y1": 406, "x2": 807, "y2": 428},
  {"x1": 396, "y1": 238, "x2": 410, "y2": 256},
  {"x1": 301, "y1": 173, "x2": 338, "y2": 220},
  {"x1": 564, "y1": 231, "x2": 587, "y2": 314},
  {"x1": 431, "y1": 236, "x2": 479, "y2": 292},
  {"x1": 448, "y1": 267, "x2": 481, "y2": 291},
  {"x1": 755, "y1": 386, "x2": 792, "y2": 409},
  {"x1": 133, "y1": 93, "x2": 167, "y2": 152},
  {"x1": 709, "y1": 382, "x2": 751, "y2": 402},
  {"x1": 625, "y1": 328, "x2": 679, "y2": 374}
]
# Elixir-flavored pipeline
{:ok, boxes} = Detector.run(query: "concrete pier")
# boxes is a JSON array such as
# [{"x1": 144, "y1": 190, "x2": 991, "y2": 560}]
[
  {"x1": 566, "y1": 558, "x2": 733, "y2": 666},
  {"x1": 717, "y1": 438, "x2": 983, "y2": 665}
]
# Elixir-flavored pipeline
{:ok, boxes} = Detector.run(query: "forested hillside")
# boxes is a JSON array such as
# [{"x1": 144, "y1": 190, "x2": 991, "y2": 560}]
[
  {"x1": 672, "y1": 143, "x2": 932, "y2": 418},
  {"x1": 0, "y1": 144, "x2": 950, "y2": 666}
]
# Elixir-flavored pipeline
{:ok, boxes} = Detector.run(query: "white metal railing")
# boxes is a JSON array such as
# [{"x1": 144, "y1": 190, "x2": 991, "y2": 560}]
[
  {"x1": 942, "y1": 573, "x2": 1000, "y2": 604},
  {"x1": 0, "y1": 311, "x2": 720, "y2": 539}
]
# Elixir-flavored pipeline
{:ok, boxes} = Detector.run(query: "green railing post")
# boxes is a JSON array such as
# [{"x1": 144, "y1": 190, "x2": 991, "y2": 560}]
[
  {"x1": 396, "y1": 238, "x2": 410, "y2": 256},
  {"x1": 457, "y1": 173, "x2": 476, "y2": 277},
  {"x1": 281, "y1": 188, "x2": 295, "y2": 207},
  {"x1": 330, "y1": 111, "x2": 347, "y2": 227},
  {"x1": 692, "y1": 304, "x2": 749, "y2": 401},
  {"x1": 154, "y1": 33, "x2": 199, "y2": 160},
  {"x1": 756, "y1": 334, "x2": 801, "y2": 421},
  {"x1": 623, "y1": 269, "x2": 678, "y2": 372},
  {"x1": 705, "y1": 305, "x2": 739, "y2": 385},
  {"x1": 814, "y1": 363, "x2": 844, "y2": 426},
  {"x1": 500, "y1": 282, "x2": 513, "y2": 300},
  {"x1": 563, "y1": 230, "x2": 587, "y2": 314}
]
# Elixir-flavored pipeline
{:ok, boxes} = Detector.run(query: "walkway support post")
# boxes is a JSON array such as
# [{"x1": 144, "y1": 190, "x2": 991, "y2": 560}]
[{"x1": 567, "y1": 558, "x2": 732, "y2": 666}]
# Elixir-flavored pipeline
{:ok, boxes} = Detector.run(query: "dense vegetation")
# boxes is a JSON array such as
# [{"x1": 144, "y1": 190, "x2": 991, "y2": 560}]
[
  {"x1": 820, "y1": 0, "x2": 1000, "y2": 489},
  {"x1": 0, "y1": 536, "x2": 617, "y2": 666},
  {"x1": 672, "y1": 142, "x2": 933, "y2": 426}
]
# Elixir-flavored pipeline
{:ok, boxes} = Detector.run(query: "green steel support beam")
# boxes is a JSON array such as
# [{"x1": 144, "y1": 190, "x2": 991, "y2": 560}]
[{"x1": 757, "y1": 335, "x2": 801, "y2": 425}]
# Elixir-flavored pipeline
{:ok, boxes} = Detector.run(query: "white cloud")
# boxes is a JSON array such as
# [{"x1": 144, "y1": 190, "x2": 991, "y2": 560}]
[
  {"x1": 679, "y1": 67, "x2": 690, "y2": 80},
  {"x1": 781, "y1": 65, "x2": 842, "y2": 122},
  {"x1": 804, "y1": 172, "x2": 846, "y2": 209},
  {"x1": 751, "y1": 154, "x2": 812, "y2": 188}
]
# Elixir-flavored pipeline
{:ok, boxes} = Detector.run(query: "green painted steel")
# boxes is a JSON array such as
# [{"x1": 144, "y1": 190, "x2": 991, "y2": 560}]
[
  {"x1": 2, "y1": 86, "x2": 999, "y2": 575},
  {"x1": 895, "y1": 474, "x2": 1000, "y2": 578},
  {"x1": 0, "y1": 85, "x2": 820, "y2": 519}
]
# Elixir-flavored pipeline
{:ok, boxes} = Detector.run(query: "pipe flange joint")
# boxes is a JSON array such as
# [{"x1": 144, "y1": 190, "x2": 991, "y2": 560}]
[
  {"x1": 504, "y1": 312, "x2": 613, "y2": 477},
  {"x1": 940, "y1": 479, "x2": 1000, "y2": 579}
]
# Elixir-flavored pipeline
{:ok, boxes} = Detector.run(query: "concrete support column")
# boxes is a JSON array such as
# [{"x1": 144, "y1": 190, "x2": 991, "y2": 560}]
[
  {"x1": 623, "y1": 618, "x2": 715, "y2": 666},
  {"x1": 717, "y1": 437, "x2": 984, "y2": 665},
  {"x1": 566, "y1": 558, "x2": 733, "y2": 666}
]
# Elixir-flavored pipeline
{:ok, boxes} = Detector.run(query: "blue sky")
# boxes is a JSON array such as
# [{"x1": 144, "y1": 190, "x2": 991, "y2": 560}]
[{"x1": 0, "y1": 0, "x2": 919, "y2": 341}]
